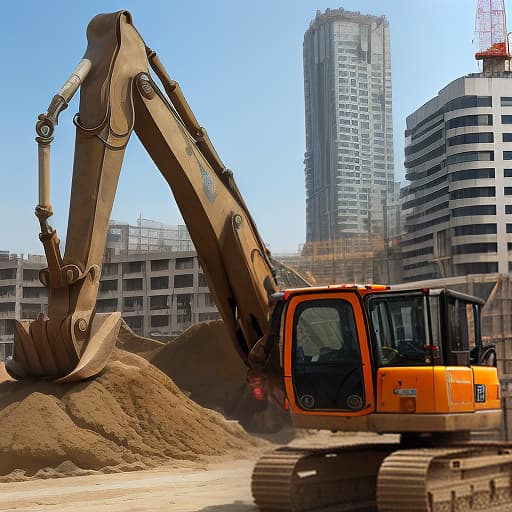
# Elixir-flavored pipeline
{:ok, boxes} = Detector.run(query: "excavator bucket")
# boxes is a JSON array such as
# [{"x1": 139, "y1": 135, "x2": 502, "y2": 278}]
[{"x1": 5, "y1": 312, "x2": 121, "y2": 383}]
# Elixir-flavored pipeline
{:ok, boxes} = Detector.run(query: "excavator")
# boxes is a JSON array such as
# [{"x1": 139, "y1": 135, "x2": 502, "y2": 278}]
[{"x1": 6, "y1": 10, "x2": 512, "y2": 511}]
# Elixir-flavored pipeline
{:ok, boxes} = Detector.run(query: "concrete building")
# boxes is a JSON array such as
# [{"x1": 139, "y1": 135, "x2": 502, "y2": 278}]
[
  {"x1": 0, "y1": 220, "x2": 221, "y2": 359},
  {"x1": 0, "y1": 252, "x2": 48, "y2": 359},
  {"x1": 99, "y1": 219, "x2": 219, "y2": 338},
  {"x1": 303, "y1": 8, "x2": 395, "y2": 243},
  {"x1": 401, "y1": 73, "x2": 512, "y2": 281}
]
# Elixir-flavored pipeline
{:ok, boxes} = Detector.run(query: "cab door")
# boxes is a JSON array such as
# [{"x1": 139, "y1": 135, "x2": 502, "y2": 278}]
[{"x1": 282, "y1": 292, "x2": 374, "y2": 416}]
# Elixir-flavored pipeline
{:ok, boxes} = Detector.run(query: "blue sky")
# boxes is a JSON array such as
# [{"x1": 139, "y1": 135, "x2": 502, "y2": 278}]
[{"x1": 1, "y1": 1, "x2": 479, "y2": 255}]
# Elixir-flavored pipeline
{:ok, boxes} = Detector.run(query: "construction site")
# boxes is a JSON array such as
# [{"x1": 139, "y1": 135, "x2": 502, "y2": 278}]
[{"x1": 5, "y1": 2, "x2": 512, "y2": 512}]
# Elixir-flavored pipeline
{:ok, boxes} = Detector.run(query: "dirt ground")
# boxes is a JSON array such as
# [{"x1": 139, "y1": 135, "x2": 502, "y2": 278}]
[
  {"x1": 0, "y1": 431, "x2": 398, "y2": 512},
  {"x1": 0, "y1": 457, "x2": 260, "y2": 512}
]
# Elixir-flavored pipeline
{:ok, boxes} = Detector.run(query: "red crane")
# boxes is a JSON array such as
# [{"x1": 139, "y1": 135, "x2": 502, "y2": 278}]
[{"x1": 475, "y1": 0, "x2": 509, "y2": 60}]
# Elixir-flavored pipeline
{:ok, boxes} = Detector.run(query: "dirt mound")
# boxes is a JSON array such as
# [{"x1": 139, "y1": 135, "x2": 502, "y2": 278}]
[
  {"x1": 151, "y1": 321, "x2": 290, "y2": 433},
  {"x1": 0, "y1": 349, "x2": 263, "y2": 481}
]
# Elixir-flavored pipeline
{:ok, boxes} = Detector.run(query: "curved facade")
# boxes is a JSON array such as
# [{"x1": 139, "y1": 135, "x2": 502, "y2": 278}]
[{"x1": 402, "y1": 74, "x2": 512, "y2": 281}]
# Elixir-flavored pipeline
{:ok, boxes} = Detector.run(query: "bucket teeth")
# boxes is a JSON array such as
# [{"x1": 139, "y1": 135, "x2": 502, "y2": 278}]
[{"x1": 5, "y1": 312, "x2": 121, "y2": 383}]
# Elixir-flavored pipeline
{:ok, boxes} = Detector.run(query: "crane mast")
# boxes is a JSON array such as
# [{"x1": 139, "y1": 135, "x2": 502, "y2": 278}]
[{"x1": 475, "y1": 0, "x2": 511, "y2": 72}]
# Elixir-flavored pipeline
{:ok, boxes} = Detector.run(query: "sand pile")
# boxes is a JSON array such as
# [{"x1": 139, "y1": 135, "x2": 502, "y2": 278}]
[
  {"x1": 0, "y1": 349, "x2": 263, "y2": 481},
  {"x1": 151, "y1": 321, "x2": 290, "y2": 433}
]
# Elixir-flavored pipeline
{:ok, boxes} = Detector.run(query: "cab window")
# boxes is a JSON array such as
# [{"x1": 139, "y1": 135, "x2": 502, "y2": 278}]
[
  {"x1": 292, "y1": 299, "x2": 364, "y2": 411},
  {"x1": 367, "y1": 294, "x2": 431, "y2": 367}
]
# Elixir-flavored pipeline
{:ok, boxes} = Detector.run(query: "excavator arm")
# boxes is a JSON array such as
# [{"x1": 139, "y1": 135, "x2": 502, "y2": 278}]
[{"x1": 7, "y1": 11, "x2": 295, "y2": 384}]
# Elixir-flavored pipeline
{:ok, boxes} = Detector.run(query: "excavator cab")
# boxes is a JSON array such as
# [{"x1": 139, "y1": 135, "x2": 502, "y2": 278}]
[{"x1": 276, "y1": 285, "x2": 502, "y2": 433}]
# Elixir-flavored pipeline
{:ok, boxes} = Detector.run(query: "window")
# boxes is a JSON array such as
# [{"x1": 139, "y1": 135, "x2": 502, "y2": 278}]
[
  {"x1": 174, "y1": 274, "x2": 193, "y2": 288},
  {"x1": 198, "y1": 273, "x2": 208, "y2": 287},
  {"x1": 199, "y1": 293, "x2": 214, "y2": 307},
  {"x1": 445, "y1": 151, "x2": 494, "y2": 165},
  {"x1": 150, "y1": 276, "x2": 168, "y2": 290},
  {"x1": 501, "y1": 97, "x2": 512, "y2": 106},
  {"x1": 0, "y1": 268, "x2": 16, "y2": 280},
  {"x1": 151, "y1": 259, "x2": 169, "y2": 272},
  {"x1": 444, "y1": 96, "x2": 492, "y2": 113},
  {"x1": 453, "y1": 243, "x2": 497, "y2": 254},
  {"x1": 0, "y1": 285, "x2": 15, "y2": 297},
  {"x1": 451, "y1": 205, "x2": 496, "y2": 217},
  {"x1": 123, "y1": 296, "x2": 143, "y2": 311},
  {"x1": 449, "y1": 187, "x2": 495, "y2": 200},
  {"x1": 293, "y1": 299, "x2": 364, "y2": 411},
  {"x1": 404, "y1": 129, "x2": 443, "y2": 156},
  {"x1": 403, "y1": 246, "x2": 434, "y2": 259},
  {"x1": 175, "y1": 257, "x2": 194, "y2": 270},
  {"x1": 450, "y1": 168, "x2": 494, "y2": 181},
  {"x1": 96, "y1": 298, "x2": 117, "y2": 313},
  {"x1": 502, "y1": 115, "x2": 512, "y2": 124},
  {"x1": 0, "y1": 303, "x2": 15, "y2": 314},
  {"x1": 125, "y1": 316, "x2": 143, "y2": 330},
  {"x1": 445, "y1": 296, "x2": 475, "y2": 365},
  {"x1": 176, "y1": 294, "x2": 192, "y2": 325},
  {"x1": 100, "y1": 279, "x2": 117, "y2": 292},
  {"x1": 151, "y1": 315, "x2": 168, "y2": 328},
  {"x1": 367, "y1": 294, "x2": 431, "y2": 367},
  {"x1": 123, "y1": 278, "x2": 143, "y2": 292},
  {"x1": 445, "y1": 114, "x2": 492, "y2": 129},
  {"x1": 454, "y1": 224, "x2": 496, "y2": 236},
  {"x1": 22, "y1": 287, "x2": 47, "y2": 299},
  {"x1": 101, "y1": 263, "x2": 118, "y2": 277},
  {"x1": 122, "y1": 261, "x2": 144, "y2": 274},
  {"x1": 447, "y1": 132, "x2": 493, "y2": 146},
  {"x1": 22, "y1": 269, "x2": 39, "y2": 282},
  {"x1": 455, "y1": 262, "x2": 498, "y2": 274},
  {"x1": 400, "y1": 234, "x2": 433, "y2": 247},
  {"x1": 405, "y1": 146, "x2": 445, "y2": 168},
  {"x1": 150, "y1": 295, "x2": 170, "y2": 310},
  {"x1": 504, "y1": 151, "x2": 512, "y2": 160}
]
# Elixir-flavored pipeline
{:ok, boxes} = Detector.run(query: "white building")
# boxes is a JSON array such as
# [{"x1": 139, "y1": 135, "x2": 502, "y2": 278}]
[
  {"x1": 303, "y1": 8, "x2": 395, "y2": 243},
  {"x1": 401, "y1": 73, "x2": 512, "y2": 281}
]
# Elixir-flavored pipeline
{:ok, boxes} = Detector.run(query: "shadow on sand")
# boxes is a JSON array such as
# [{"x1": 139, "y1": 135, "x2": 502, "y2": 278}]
[{"x1": 197, "y1": 503, "x2": 256, "y2": 512}]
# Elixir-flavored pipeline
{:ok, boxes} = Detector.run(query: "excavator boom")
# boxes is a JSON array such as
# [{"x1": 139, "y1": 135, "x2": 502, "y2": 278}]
[{"x1": 7, "y1": 11, "x2": 297, "y2": 383}]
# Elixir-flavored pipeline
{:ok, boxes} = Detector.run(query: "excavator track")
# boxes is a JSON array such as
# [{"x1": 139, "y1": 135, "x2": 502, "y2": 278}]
[
  {"x1": 378, "y1": 443, "x2": 512, "y2": 511},
  {"x1": 252, "y1": 442, "x2": 512, "y2": 512},
  {"x1": 252, "y1": 443, "x2": 397, "y2": 511}
]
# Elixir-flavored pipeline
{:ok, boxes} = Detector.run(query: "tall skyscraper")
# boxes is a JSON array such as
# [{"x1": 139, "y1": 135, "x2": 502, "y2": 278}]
[{"x1": 303, "y1": 8, "x2": 395, "y2": 244}]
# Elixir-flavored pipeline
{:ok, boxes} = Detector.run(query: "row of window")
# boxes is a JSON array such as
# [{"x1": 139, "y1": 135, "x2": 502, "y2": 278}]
[
  {"x1": 101, "y1": 257, "x2": 195, "y2": 277},
  {"x1": 405, "y1": 145, "x2": 445, "y2": 169},
  {"x1": 0, "y1": 268, "x2": 41, "y2": 281},
  {"x1": 404, "y1": 129, "x2": 443, "y2": 156},
  {"x1": 100, "y1": 273, "x2": 206, "y2": 293},
  {"x1": 407, "y1": 95, "x2": 512, "y2": 140},
  {"x1": 445, "y1": 114, "x2": 493, "y2": 130},
  {"x1": 447, "y1": 132, "x2": 494, "y2": 146},
  {"x1": 408, "y1": 204, "x2": 512, "y2": 218},
  {"x1": 408, "y1": 129, "x2": 512, "y2": 159}
]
